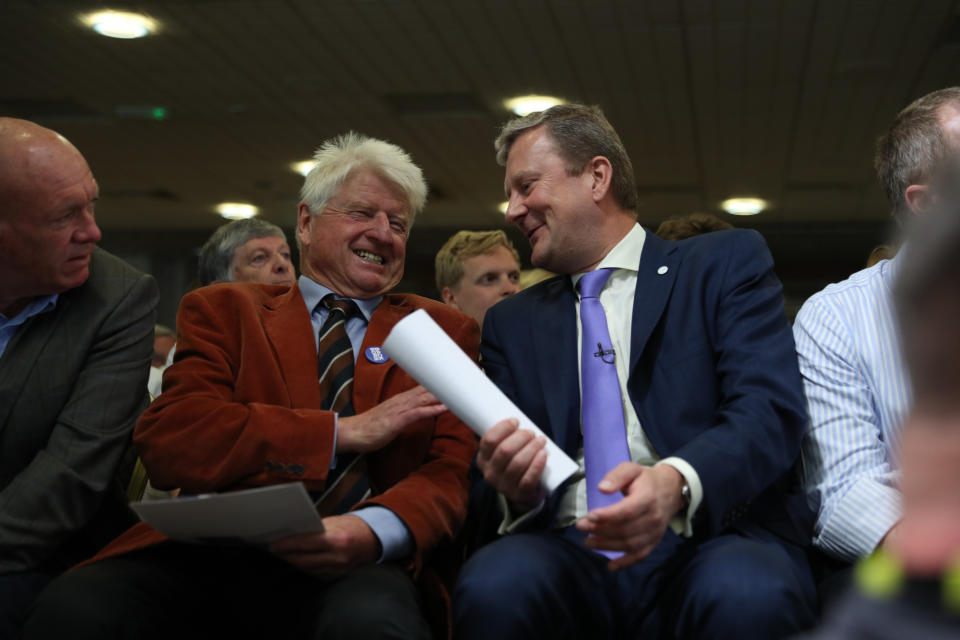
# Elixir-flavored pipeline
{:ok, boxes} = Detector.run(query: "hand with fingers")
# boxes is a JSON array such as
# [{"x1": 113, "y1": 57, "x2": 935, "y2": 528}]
[
  {"x1": 337, "y1": 385, "x2": 446, "y2": 453},
  {"x1": 576, "y1": 462, "x2": 686, "y2": 570},
  {"x1": 476, "y1": 418, "x2": 548, "y2": 511},
  {"x1": 269, "y1": 514, "x2": 380, "y2": 576}
]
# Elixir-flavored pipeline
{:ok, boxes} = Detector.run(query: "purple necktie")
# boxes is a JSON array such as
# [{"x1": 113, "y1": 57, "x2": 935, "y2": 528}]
[{"x1": 580, "y1": 269, "x2": 631, "y2": 539}]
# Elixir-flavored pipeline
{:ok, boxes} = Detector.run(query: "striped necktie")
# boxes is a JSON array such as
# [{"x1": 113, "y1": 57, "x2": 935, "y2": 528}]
[
  {"x1": 314, "y1": 295, "x2": 370, "y2": 515},
  {"x1": 317, "y1": 295, "x2": 359, "y2": 416}
]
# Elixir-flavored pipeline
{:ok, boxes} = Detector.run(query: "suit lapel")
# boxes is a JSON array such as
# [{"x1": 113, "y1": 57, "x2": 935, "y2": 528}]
[
  {"x1": 353, "y1": 295, "x2": 411, "y2": 414},
  {"x1": 262, "y1": 285, "x2": 324, "y2": 410},
  {"x1": 629, "y1": 234, "x2": 680, "y2": 375},
  {"x1": 533, "y1": 277, "x2": 580, "y2": 455},
  {"x1": 0, "y1": 295, "x2": 69, "y2": 435}
]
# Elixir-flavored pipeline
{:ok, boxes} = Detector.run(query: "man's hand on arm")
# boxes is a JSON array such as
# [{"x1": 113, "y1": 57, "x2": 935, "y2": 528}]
[
  {"x1": 476, "y1": 418, "x2": 548, "y2": 511},
  {"x1": 337, "y1": 385, "x2": 445, "y2": 453},
  {"x1": 576, "y1": 462, "x2": 685, "y2": 571},
  {"x1": 269, "y1": 515, "x2": 381, "y2": 576}
]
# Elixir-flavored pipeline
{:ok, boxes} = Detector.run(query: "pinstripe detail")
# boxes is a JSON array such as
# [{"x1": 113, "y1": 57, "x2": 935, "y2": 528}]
[{"x1": 794, "y1": 255, "x2": 910, "y2": 561}]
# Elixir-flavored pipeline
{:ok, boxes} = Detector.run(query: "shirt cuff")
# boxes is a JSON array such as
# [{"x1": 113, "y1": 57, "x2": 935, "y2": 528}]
[
  {"x1": 352, "y1": 506, "x2": 414, "y2": 563},
  {"x1": 656, "y1": 457, "x2": 702, "y2": 538},
  {"x1": 496, "y1": 493, "x2": 545, "y2": 535},
  {"x1": 816, "y1": 476, "x2": 902, "y2": 561}
]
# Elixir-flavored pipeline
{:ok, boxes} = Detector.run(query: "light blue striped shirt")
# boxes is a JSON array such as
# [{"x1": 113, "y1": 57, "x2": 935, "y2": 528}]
[{"x1": 793, "y1": 255, "x2": 910, "y2": 562}]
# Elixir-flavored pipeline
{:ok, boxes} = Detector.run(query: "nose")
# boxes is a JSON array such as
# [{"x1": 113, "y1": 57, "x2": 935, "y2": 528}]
[
  {"x1": 365, "y1": 212, "x2": 393, "y2": 242},
  {"x1": 502, "y1": 279, "x2": 520, "y2": 297},
  {"x1": 272, "y1": 256, "x2": 290, "y2": 273},
  {"x1": 75, "y1": 209, "x2": 102, "y2": 244},
  {"x1": 504, "y1": 195, "x2": 525, "y2": 226}
]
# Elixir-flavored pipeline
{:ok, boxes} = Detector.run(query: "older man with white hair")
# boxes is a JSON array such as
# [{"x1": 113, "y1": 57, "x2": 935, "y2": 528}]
[{"x1": 25, "y1": 133, "x2": 479, "y2": 640}]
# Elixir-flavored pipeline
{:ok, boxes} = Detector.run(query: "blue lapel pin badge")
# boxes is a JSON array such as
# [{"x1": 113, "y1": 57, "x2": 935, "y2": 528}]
[
  {"x1": 365, "y1": 346, "x2": 389, "y2": 364},
  {"x1": 657, "y1": 265, "x2": 669, "y2": 275}
]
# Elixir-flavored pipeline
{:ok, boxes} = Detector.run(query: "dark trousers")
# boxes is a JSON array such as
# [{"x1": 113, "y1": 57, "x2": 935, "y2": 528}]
[
  {"x1": 0, "y1": 571, "x2": 53, "y2": 639},
  {"x1": 22, "y1": 543, "x2": 430, "y2": 640},
  {"x1": 453, "y1": 525, "x2": 816, "y2": 640}
]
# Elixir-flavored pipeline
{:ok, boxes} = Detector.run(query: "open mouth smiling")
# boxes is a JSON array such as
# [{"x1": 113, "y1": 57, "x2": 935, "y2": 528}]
[{"x1": 354, "y1": 249, "x2": 384, "y2": 265}]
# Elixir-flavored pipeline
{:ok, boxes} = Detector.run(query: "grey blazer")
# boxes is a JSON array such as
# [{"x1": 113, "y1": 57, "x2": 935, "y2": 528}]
[{"x1": 0, "y1": 247, "x2": 158, "y2": 573}]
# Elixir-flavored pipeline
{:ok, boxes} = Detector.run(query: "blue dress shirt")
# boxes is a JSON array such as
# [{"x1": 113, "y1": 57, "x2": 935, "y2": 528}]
[
  {"x1": 0, "y1": 295, "x2": 58, "y2": 360},
  {"x1": 298, "y1": 275, "x2": 413, "y2": 562}
]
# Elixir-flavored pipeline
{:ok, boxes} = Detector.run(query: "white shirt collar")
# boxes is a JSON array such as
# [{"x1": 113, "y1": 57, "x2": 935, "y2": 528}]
[{"x1": 571, "y1": 223, "x2": 645, "y2": 294}]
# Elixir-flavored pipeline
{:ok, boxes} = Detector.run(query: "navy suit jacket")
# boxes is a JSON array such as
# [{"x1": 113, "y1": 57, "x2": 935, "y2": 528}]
[{"x1": 478, "y1": 229, "x2": 813, "y2": 546}]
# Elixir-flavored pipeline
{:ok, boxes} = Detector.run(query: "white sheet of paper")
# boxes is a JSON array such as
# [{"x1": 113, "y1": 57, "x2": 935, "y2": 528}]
[
  {"x1": 382, "y1": 309, "x2": 578, "y2": 493},
  {"x1": 131, "y1": 482, "x2": 324, "y2": 545}
]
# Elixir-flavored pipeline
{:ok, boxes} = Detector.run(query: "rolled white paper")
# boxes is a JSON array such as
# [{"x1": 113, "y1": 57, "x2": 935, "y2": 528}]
[{"x1": 382, "y1": 309, "x2": 578, "y2": 493}]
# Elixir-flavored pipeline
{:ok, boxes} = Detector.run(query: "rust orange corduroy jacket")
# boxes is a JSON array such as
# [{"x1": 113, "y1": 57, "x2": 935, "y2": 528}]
[{"x1": 87, "y1": 282, "x2": 479, "y2": 628}]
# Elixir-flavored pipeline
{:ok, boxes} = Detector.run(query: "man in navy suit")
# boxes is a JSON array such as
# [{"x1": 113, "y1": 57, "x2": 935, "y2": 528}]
[{"x1": 453, "y1": 105, "x2": 816, "y2": 639}]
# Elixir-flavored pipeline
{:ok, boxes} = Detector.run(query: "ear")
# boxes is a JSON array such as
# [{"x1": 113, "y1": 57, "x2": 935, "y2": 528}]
[
  {"x1": 904, "y1": 184, "x2": 933, "y2": 216},
  {"x1": 441, "y1": 286, "x2": 459, "y2": 309},
  {"x1": 296, "y1": 202, "x2": 313, "y2": 246},
  {"x1": 586, "y1": 156, "x2": 613, "y2": 204}
]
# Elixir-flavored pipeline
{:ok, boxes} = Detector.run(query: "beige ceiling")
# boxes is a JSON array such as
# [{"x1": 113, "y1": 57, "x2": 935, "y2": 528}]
[{"x1": 3, "y1": 0, "x2": 960, "y2": 234}]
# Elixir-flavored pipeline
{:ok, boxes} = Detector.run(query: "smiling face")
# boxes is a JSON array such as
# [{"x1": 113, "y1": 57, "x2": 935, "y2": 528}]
[
  {"x1": 0, "y1": 130, "x2": 102, "y2": 316},
  {"x1": 297, "y1": 168, "x2": 409, "y2": 299},
  {"x1": 230, "y1": 235, "x2": 295, "y2": 286},
  {"x1": 442, "y1": 245, "x2": 521, "y2": 325},
  {"x1": 502, "y1": 126, "x2": 608, "y2": 274}
]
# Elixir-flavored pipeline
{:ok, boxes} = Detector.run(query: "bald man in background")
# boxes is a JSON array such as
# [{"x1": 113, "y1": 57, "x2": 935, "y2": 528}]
[{"x1": 0, "y1": 118, "x2": 158, "y2": 635}]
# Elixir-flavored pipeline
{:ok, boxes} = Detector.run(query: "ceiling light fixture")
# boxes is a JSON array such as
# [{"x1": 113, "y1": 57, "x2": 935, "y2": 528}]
[
  {"x1": 504, "y1": 95, "x2": 565, "y2": 116},
  {"x1": 720, "y1": 197, "x2": 768, "y2": 216},
  {"x1": 83, "y1": 11, "x2": 156, "y2": 39},
  {"x1": 216, "y1": 203, "x2": 259, "y2": 220},
  {"x1": 291, "y1": 160, "x2": 316, "y2": 177}
]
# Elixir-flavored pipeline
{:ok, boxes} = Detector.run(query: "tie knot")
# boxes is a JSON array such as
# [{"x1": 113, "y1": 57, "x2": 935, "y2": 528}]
[
  {"x1": 322, "y1": 295, "x2": 359, "y2": 319},
  {"x1": 579, "y1": 269, "x2": 613, "y2": 299}
]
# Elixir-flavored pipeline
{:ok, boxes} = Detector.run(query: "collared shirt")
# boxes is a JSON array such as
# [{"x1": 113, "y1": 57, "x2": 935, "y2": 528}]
[
  {"x1": 297, "y1": 275, "x2": 412, "y2": 561},
  {"x1": 793, "y1": 254, "x2": 909, "y2": 561},
  {"x1": 0, "y1": 295, "x2": 58, "y2": 361},
  {"x1": 502, "y1": 224, "x2": 702, "y2": 536}
]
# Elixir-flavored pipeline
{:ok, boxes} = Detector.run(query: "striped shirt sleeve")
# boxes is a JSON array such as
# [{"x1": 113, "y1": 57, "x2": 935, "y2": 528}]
[{"x1": 794, "y1": 295, "x2": 902, "y2": 562}]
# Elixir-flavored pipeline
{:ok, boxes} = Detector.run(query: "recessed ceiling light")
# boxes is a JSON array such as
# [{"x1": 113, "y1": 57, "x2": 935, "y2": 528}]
[
  {"x1": 82, "y1": 11, "x2": 156, "y2": 39},
  {"x1": 216, "y1": 203, "x2": 259, "y2": 220},
  {"x1": 291, "y1": 160, "x2": 316, "y2": 177},
  {"x1": 720, "y1": 197, "x2": 768, "y2": 216},
  {"x1": 498, "y1": 201, "x2": 509, "y2": 215},
  {"x1": 504, "y1": 95, "x2": 565, "y2": 117}
]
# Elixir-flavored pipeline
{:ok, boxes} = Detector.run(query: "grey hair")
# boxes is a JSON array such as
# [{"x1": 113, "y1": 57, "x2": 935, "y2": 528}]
[
  {"x1": 198, "y1": 218, "x2": 288, "y2": 286},
  {"x1": 875, "y1": 87, "x2": 960, "y2": 225},
  {"x1": 494, "y1": 104, "x2": 638, "y2": 213},
  {"x1": 298, "y1": 132, "x2": 427, "y2": 224}
]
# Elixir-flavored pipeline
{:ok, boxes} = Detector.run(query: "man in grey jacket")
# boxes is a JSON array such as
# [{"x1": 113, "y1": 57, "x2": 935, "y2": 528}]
[{"x1": 0, "y1": 117, "x2": 158, "y2": 635}]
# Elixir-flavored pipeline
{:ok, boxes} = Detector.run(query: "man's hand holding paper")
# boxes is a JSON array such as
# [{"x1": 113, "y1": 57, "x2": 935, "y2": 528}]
[
  {"x1": 476, "y1": 418, "x2": 548, "y2": 511},
  {"x1": 270, "y1": 514, "x2": 381, "y2": 576},
  {"x1": 382, "y1": 309, "x2": 577, "y2": 493}
]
